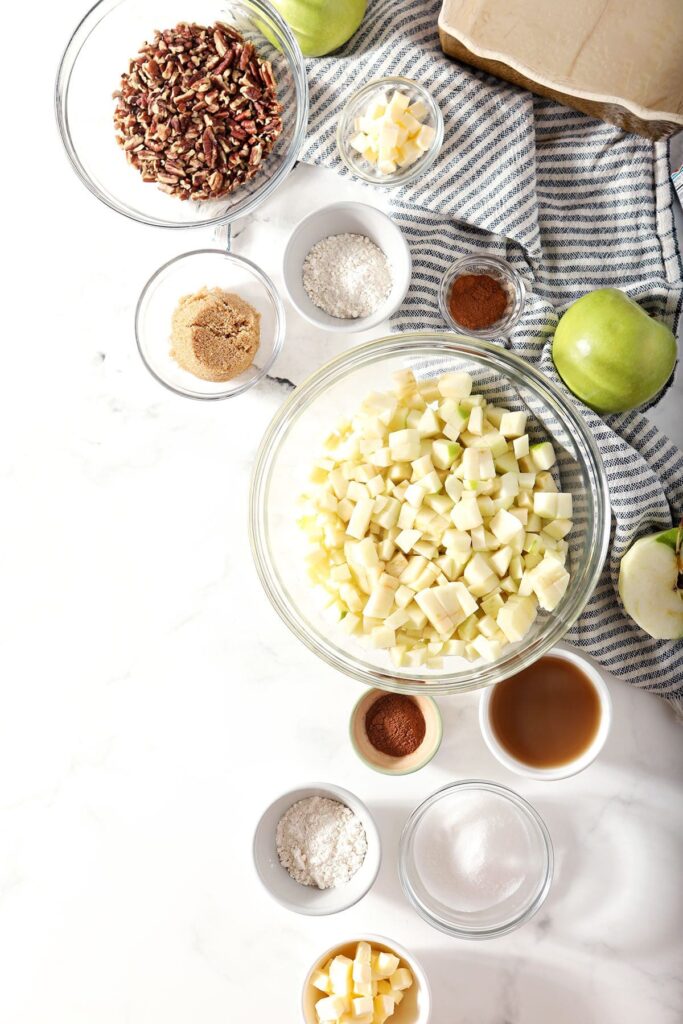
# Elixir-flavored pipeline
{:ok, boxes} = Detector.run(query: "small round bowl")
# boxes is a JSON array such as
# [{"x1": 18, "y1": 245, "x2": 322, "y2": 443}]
[
  {"x1": 350, "y1": 690, "x2": 442, "y2": 775},
  {"x1": 252, "y1": 783, "x2": 381, "y2": 916},
  {"x1": 337, "y1": 76, "x2": 444, "y2": 188},
  {"x1": 55, "y1": 0, "x2": 308, "y2": 230},
  {"x1": 399, "y1": 781, "x2": 553, "y2": 940},
  {"x1": 439, "y1": 254, "x2": 527, "y2": 338},
  {"x1": 282, "y1": 202, "x2": 412, "y2": 333},
  {"x1": 135, "y1": 249, "x2": 285, "y2": 400},
  {"x1": 302, "y1": 934, "x2": 432, "y2": 1024},
  {"x1": 249, "y1": 332, "x2": 610, "y2": 695},
  {"x1": 479, "y1": 647, "x2": 612, "y2": 781}
]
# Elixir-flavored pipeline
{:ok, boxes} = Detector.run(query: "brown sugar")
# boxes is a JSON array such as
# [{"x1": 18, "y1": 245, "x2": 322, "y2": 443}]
[{"x1": 170, "y1": 286, "x2": 260, "y2": 382}]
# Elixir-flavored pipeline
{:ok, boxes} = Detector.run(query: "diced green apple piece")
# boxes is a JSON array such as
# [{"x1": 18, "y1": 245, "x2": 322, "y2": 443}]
[
  {"x1": 438, "y1": 372, "x2": 473, "y2": 399},
  {"x1": 497, "y1": 594, "x2": 538, "y2": 641},
  {"x1": 530, "y1": 441, "x2": 557, "y2": 471},
  {"x1": 490, "y1": 508, "x2": 524, "y2": 544},
  {"x1": 499, "y1": 411, "x2": 528, "y2": 437},
  {"x1": 431, "y1": 438, "x2": 461, "y2": 469},
  {"x1": 452, "y1": 497, "x2": 483, "y2": 531},
  {"x1": 513, "y1": 434, "x2": 529, "y2": 459}
]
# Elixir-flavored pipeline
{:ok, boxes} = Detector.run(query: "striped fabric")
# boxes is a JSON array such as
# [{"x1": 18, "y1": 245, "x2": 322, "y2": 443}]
[{"x1": 300, "y1": 0, "x2": 683, "y2": 702}]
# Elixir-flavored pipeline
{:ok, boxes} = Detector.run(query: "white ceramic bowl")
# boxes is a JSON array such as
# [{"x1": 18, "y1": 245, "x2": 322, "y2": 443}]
[
  {"x1": 282, "y1": 202, "x2": 412, "y2": 332},
  {"x1": 479, "y1": 647, "x2": 612, "y2": 780},
  {"x1": 253, "y1": 783, "x2": 381, "y2": 915},
  {"x1": 302, "y1": 934, "x2": 432, "y2": 1024}
]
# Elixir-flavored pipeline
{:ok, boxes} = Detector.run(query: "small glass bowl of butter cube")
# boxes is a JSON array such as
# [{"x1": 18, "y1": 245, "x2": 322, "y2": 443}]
[
  {"x1": 337, "y1": 77, "x2": 444, "y2": 187},
  {"x1": 302, "y1": 936, "x2": 432, "y2": 1024}
]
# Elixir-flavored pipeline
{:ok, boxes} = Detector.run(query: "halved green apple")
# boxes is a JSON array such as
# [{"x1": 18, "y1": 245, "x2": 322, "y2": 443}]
[{"x1": 618, "y1": 525, "x2": 683, "y2": 640}]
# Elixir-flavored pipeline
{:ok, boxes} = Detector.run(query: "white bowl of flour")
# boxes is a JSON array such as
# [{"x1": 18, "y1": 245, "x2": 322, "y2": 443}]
[
  {"x1": 253, "y1": 782, "x2": 381, "y2": 915},
  {"x1": 283, "y1": 202, "x2": 412, "y2": 333}
]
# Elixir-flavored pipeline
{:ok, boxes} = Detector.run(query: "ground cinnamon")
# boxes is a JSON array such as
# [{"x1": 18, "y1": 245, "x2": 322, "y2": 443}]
[
  {"x1": 448, "y1": 273, "x2": 508, "y2": 330},
  {"x1": 365, "y1": 694, "x2": 426, "y2": 758}
]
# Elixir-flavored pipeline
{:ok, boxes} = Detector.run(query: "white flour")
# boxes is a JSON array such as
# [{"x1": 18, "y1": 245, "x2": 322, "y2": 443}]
[
  {"x1": 302, "y1": 233, "x2": 393, "y2": 318},
  {"x1": 276, "y1": 796, "x2": 367, "y2": 889}
]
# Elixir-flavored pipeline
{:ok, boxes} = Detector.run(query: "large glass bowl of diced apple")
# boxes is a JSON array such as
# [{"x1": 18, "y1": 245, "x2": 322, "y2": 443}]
[{"x1": 249, "y1": 333, "x2": 610, "y2": 695}]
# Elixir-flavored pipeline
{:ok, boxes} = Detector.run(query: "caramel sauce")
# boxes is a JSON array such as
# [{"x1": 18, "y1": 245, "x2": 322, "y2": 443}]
[{"x1": 490, "y1": 656, "x2": 601, "y2": 768}]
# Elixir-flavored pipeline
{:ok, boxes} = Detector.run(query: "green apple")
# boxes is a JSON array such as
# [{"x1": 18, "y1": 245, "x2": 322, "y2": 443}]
[
  {"x1": 272, "y1": 0, "x2": 366, "y2": 56},
  {"x1": 552, "y1": 288, "x2": 677, "y2": 413},
  {"x1": 618, "y1": 525, "x2": 683, "y2": 639}
]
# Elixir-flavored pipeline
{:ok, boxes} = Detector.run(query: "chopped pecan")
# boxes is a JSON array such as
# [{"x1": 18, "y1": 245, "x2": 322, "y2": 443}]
[{"x1": 112, "y1": 22, "x2": 283, "y2": 201}]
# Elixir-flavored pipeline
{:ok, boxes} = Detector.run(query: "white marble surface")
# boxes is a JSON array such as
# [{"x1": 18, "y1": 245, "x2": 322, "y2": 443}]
[{"x1": 2, "y1": 12, "x2": 683, "y2": 1022}]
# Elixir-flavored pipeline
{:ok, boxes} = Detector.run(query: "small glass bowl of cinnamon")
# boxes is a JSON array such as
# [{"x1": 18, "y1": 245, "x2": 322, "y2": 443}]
[
  {"x1": 349, "y1": 689, "x2": 443, "y2": 776},
  {"x1": 439, "y1": 253, "x2": 526, "y2": 338}
]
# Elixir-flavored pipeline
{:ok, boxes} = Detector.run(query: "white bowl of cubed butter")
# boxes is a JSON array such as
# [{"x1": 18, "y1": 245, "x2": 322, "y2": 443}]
[
  {"x1": 337, "y1": 77, "x2": 444, "y2": 187},
  {"x1": 302, "y1": 936, "x2": 431, "y2": 1024}
]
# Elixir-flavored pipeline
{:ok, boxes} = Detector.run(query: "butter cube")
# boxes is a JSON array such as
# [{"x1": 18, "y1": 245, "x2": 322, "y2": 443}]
[
  {"x1": 376, "y1": 980, "x2": 392, "y2": 995},
  {"x1": 415, "y1": 124, "x2": 436, "y2": 151},
  {"x1": 378, "y1": 159, "x2": 397, "y2": 176},
  {"x1": 354, "y1": 981, "x2": 373, "y2": 999},
  {"x1": 355, "y1": 941, "x2": 372, "y2": 963},
  {"x1": 407, "y1": 99, "x2": 428, "y2": 120},
  {"x1": 375, "y1": 952, "x2": 400, "y2": 979},
  {"x1": 366, "y1": 96, "x2": 387, "y2": 119},
  {"x1": 392, "y1": 990, "x2": 404, "y2": 1006},
  {"x1": 395, "y1": 125, "x2": 409, "y2": 147},
  {"x1": 389, "y1": 967, "x2": 413, "y2": 991},
  {"x1": 352, "y1": 996, "x2": 374, "y2": 1018},
  {"x1": 316, "y1": 994, "x2": 348, "y2": 1021},
  {"x1": 397, "y1": 141, "x2": 421, "y2": 168},
  {"x1": 387, "y1": 91, "x2": 410, "y2": 118},
  {"x1": 312, "y1": 969, "x2": 332, "y2": 993},
  {"x1": 373, "y1": 994, "x2": 395, "y2": 1023},
  {"x1": 353, "y1": 959, "x2": 372, "y2": 986},
  {"x1": 358, "y1": 115, "x2": 377, "y2": 135},
  {"x1": 379, "y1": 121, "x2": 399, "y2": 147},
  {"x1": 350, "y1": 132, "x2": 369, "y2": 155},
  {"x1": 398, "y1": 112, "x2": 421, "y2": 136},
  {"x1": 330, "y1": 955, "x2": 353, "y2": 997}
]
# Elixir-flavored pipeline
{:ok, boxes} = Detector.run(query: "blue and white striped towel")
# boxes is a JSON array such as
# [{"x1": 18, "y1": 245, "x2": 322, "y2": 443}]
[{"x1": 300, "y1": 0, "x2": 683, "y2": 705}]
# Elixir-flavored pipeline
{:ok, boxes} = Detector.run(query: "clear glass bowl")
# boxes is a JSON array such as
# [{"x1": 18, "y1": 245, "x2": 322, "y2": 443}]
[
  {"x1": 337, "y1": 76, "x2": 444, "y2": 188},
  {"x1": 439, "y1": 254, "x2": 527, "y2": 338},
  {"x1": 55, "y1": 0, "x2": 308, "y2": 229},
  {"x1": 249, "y1": 332, "x2": 610, "y2": 695},
  {"x1": 399, "y1": 781, "x2": 553, "y2": 939},
  {"x1": 135, "y1": 249, "x2": 285, "y2": 399}
]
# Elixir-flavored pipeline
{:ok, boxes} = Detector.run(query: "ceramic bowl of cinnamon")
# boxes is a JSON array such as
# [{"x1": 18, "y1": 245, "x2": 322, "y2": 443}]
[
  {"x1": 350, "y1": 690, "x2": 442, "y2": 776},
  {"x1": 438, "y1": 253, "x2": 526, "y2": 339}
]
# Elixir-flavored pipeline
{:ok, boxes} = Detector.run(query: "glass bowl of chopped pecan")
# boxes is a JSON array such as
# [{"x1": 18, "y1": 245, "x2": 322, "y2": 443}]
[{"x1": 56, "y1": 0, "x2": 308, "y2": 229}]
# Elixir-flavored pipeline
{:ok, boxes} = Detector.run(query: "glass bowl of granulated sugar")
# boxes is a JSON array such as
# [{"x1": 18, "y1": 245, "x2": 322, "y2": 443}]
[
  {"x1": 253, "y1": 782, "x2": 381, "y2": 915},
  {"x1": 399, "y1": 780, "x2": 553, "y2": 939},
  {"x1": 282, "y1": 202, "x2": 412, "y2": 333}
]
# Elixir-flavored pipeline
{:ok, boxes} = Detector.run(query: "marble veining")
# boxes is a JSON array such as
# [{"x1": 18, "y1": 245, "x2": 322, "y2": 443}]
[{"x1": 2, "y1": 9, "x2": 682, "y2": 1022}]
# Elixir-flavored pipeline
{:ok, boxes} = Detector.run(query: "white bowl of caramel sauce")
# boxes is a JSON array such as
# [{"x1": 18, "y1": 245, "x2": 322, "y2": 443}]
[{"x1": 479, "y1": 647, "x2": 612, "y2": 781}]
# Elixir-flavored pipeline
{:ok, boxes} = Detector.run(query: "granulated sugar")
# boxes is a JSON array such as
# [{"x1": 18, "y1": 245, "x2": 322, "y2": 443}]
[
  {"x1": 412, "y1": 789, "x2": 532, "y2": 913},
  {"x1": 302, "y1": 233, "x2": 393, "y2": 319}
]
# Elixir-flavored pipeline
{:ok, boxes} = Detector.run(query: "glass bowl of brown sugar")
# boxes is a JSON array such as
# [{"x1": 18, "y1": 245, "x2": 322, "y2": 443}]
[
  {"x1": 135, "y1": 248, "x2": 285, "y2": 400},
  {"x1": 439, "y1": 254, "x2": 527, "y2": 339}
]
